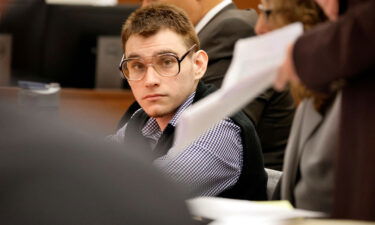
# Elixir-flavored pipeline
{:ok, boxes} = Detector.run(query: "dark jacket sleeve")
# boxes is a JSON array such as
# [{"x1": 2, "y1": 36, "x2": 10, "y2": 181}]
[{"x1": 293, "y1": 0, "x2": 375, "y2": 93}]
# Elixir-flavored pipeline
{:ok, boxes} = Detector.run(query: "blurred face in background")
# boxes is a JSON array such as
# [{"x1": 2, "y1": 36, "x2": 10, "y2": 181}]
[
  {"x1": 255, "y1": 0, "x2": 330, "y2": 105},
  {"x1": 255, "y1": 0, "x2": 329, "y2": 35},
  {"x1": 255, "y1": 0, "x2": 276, "y2": 35},
  {"x1": 141, "y1": 0, "x2": 203, "y2": 25}
]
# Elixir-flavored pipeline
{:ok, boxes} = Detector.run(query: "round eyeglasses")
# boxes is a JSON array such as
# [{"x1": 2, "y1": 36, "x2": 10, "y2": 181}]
[{"x1": 118, "y1": 44, "x2": 197, "y2": 81}]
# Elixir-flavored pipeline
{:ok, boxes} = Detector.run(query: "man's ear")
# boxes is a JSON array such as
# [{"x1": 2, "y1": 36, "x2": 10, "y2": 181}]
[{"x1": 192, "y1": 50, "x2": 208, "y2": 80}]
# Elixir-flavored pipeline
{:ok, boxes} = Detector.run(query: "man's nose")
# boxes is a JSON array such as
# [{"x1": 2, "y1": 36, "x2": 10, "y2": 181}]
[{"x1": 143, "y1": 65, "x2": 161, "y2": 87}]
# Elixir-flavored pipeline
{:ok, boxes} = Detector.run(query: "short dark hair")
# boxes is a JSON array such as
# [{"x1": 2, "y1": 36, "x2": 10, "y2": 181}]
[{"x1": 121, "y1": 3, "x2": 200, "y2": 52}]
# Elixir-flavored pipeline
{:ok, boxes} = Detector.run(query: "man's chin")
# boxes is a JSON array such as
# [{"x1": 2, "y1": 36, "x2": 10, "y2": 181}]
[
  {"x1": 144, "y1": 108, "x2": 175, "y2": 119},
  {"x1": 147, "y1": 112, "x2": 164, "y2": 118},
  {"x1": 141, "y1": 104, "x2": 175, "y2": 119},
  {"x1": 144, "y1": 109, "x2": 167, "y2": 118}
]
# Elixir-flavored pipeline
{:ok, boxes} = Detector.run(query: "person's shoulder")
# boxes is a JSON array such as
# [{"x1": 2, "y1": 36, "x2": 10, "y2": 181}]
[
  {"x1": 229, "y1": 109, "x2": 256, "y2": 129},
  {"x1": 204, "y1": 8, "x2": 257, "y2": 37},
  {"x1": 216, "y1": 7, "x2": 258, "y2": 25}
]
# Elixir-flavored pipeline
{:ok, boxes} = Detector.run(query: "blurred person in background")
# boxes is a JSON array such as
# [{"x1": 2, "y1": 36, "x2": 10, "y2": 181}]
[
  {"x1": 255, "y1": 0, "x2": 340, "y2": 215},
  {"x1": 275, "y1": 0, "x2": 375, "y2": 220}
]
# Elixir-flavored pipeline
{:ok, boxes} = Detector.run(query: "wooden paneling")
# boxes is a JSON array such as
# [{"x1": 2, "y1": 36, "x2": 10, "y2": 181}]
[{"x1": 59, "y1": 89, "x2": 134, "y2": 134}]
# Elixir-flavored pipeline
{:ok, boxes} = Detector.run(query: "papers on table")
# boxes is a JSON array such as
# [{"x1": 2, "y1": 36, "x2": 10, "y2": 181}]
[
  {"x1": 167, "y1": 23, "x2": 303, "y2": 159},
  {"x1": 187, "y1": 197, "x2": 325, "y2": 225}
]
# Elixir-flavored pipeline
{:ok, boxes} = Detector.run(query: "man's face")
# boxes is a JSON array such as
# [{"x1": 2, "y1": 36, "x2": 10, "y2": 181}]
[
  {"x1": 125, "y1": 29, "x2": 202, "y2": 121},
  {"x1": 141, "y1": 0, "x2": 202, "y2": 25}
]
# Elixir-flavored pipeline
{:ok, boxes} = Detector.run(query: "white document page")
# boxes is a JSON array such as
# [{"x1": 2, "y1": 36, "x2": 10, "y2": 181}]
[
  {"x1": 167, "y1": 23, "x2": 303, "y2": 159},
  {"x1": 187, "y1": 197, "x2": 325, "y2": 225}
]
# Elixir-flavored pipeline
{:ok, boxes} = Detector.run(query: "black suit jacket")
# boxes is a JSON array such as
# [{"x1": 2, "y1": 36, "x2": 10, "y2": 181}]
[{"x1": 198, "y1": 3, "x2": 257, "y2": 87}]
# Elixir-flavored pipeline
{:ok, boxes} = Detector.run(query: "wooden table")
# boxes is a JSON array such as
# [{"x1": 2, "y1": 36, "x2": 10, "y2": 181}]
[{"x1": 0, "y1": 87, "x2": 135, "y2": 134}]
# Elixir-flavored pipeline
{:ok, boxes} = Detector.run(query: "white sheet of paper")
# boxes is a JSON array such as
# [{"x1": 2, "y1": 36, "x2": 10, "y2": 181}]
[
  {"x1": 222, "y1": 22, "x2": 304, "y2": 88},
  {"x1": 187, "y1": 197, "x2": 325, "y2": 225},
  {"x1": 167, "y1": 23, "x2": 303, "y2": 159}
]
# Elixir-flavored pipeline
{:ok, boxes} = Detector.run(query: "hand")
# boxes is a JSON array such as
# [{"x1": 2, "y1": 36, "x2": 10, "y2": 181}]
[{"x1": 274, "y1": 44, "x2": 301, "y2": 91}]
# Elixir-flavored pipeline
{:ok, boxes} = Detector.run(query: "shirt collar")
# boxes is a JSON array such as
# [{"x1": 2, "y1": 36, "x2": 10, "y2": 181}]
[
  {"x1": 195, "y1": 0, "x2": 232, "y2": 34},
  {"x1": 141, "y1": 92, "x2": 196, "y2": 138}
]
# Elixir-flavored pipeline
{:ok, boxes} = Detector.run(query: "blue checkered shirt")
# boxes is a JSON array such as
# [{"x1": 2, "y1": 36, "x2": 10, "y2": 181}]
[{"x1": 111, "y1": 92, "x2": 243, "y2": 197}]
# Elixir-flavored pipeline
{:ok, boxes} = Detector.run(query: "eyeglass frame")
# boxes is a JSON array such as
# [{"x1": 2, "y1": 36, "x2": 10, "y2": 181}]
[
  {"x1": 258, "y1": 4, "x2": 273, "y2": 19},
  {"x1": 118, "y1": 44, "x2": 197, "y2": 81}
]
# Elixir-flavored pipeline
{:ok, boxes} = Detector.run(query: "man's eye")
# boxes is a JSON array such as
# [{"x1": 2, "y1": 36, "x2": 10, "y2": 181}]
[
  {"x1": 131, "y1": 62, "x2": 145, "y2": 70},
  {"x1": 159, "y1": 56, "x2": 176, "y2": 67},
  {"x1": 163, "y1": 59, "x2": 173, "y2": 66}
]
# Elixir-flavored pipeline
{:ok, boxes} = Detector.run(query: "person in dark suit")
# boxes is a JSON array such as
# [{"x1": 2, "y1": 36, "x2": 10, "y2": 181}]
[
  {"x1": 275, "y1": 0, "x2": 375, "y2": 221},
  {"x1": 0, "y1": 100, "x2": 192, "y2": 225},
  {"x1": 135, "y1": 0, "x2": 295, "y2": 171}
]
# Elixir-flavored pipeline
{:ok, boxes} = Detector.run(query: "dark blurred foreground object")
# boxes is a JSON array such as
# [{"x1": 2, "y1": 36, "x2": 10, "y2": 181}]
[
  {"x1": 0, "y1": 100, "x2": 192, "y2": 225},
  {"x1": 292, "y1": 0, "x2": 375, "y2": 221}
]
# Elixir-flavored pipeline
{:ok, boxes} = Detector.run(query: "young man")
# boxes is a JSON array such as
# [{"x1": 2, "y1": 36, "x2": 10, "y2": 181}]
[
  {"x1": 135, "y1": 0, "x2": 295, "y2": 171},
  {"x1": 111, "y1": 4, "x2": 267, "y2": 200}
]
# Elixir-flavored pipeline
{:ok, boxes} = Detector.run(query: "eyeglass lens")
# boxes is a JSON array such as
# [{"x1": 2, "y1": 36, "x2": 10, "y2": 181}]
[{"x1": 124, "y1": 54, "x2": 179, "y2": 80}]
